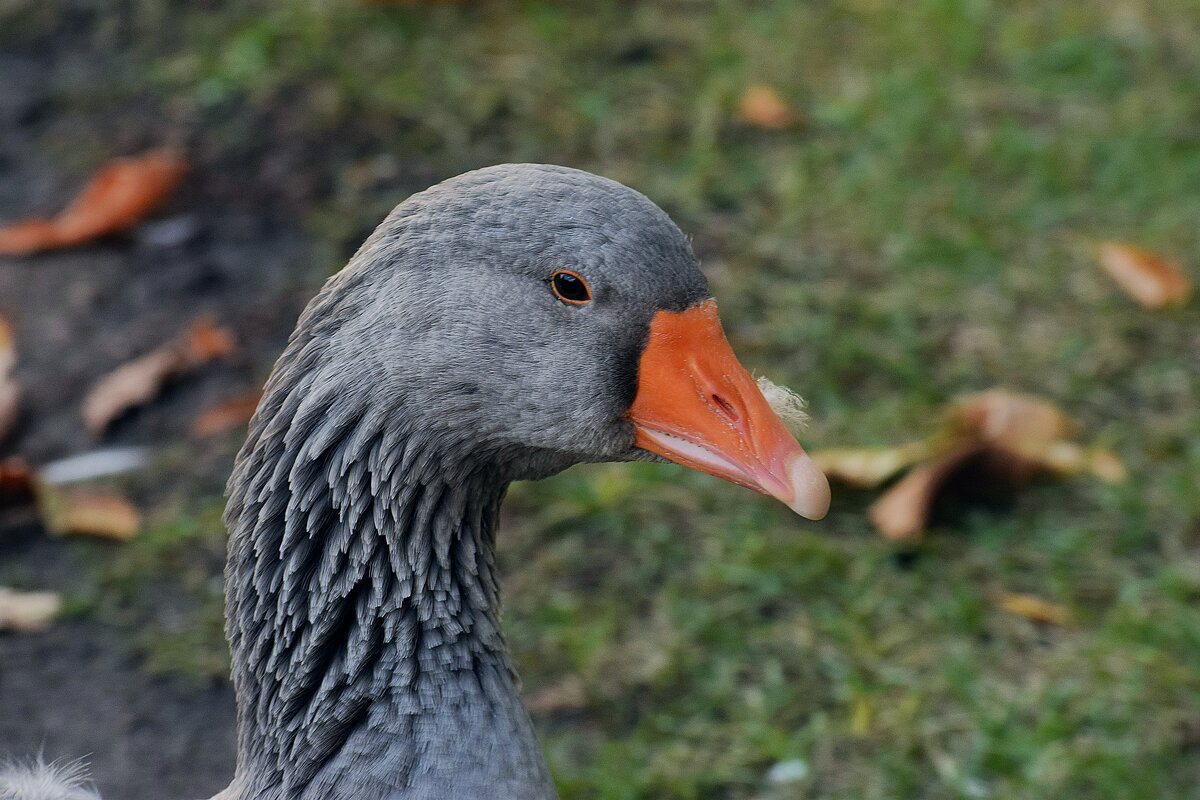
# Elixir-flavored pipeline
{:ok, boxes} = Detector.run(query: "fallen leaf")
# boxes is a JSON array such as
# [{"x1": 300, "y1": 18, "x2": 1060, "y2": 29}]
[
  {"x1": 864, "y1": 388, "x2": 1124, "y2": 539},
  {"x1": 813, "y1": 442, "x2": 931, "y2": 489},
  {"x1": 949, "y1": 388, "x2": 1074, "y2": 447},
  {"x1": 1087, "y1": 448, "x2": 1128, "y2": 484},
  {"x1": 0, "y1": 316, "x2": 18, "y2": 441},
  {"x1": 0, "y1": 587, "x2": 62, "y2": 632},
  {"x1": 185, "y1": 317, "x2": 237, "y2": 362},
  {"x1": 82, "y1": 316, "x2": 236, "y2": 435},
  {"x1": 0, "y1": 150, "x2": 187, "y2": 256},
  {"x1": 191, "y1": 389, "x2": 263, "y2": 439},
  {"x1": 738, "y1": 84, "x2": 799, "y2": 130},
  {"x1": 1097, "y1": 241, "x2": 1191, "y2": 309},
  {"x1": 996, "y1": 591, "x2": 1070, "y2": 625},
  {"x1": 867, "y1": 443, "x2": 985, "y2": 541},
  {"x1": 38, "y1": 484, "x2": 141, "y2": 541}
]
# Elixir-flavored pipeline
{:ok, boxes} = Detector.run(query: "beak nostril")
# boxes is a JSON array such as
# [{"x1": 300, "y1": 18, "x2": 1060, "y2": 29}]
[{"x1": 710, "y1": 393, "x2": 739, "y2": 425}]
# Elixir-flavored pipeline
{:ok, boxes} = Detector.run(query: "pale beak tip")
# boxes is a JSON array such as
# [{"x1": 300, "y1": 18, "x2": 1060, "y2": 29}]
[{"x1": 782, "y1": 452, "x2": 831, "y2": 521}]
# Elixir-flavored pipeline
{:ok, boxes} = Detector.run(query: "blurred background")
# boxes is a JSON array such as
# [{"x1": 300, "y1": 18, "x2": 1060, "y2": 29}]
[{"x1": 1, "y1": 1, "x2": 1198, "y2": 798}]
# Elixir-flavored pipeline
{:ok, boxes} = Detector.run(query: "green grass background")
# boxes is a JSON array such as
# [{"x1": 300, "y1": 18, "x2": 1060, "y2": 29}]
[{"x1": 12, "y1": 1, "x2": 1200, "y2": 797}]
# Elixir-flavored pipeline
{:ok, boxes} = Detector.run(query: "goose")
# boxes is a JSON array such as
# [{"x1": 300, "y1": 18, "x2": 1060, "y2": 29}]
[{"x1": 1, "y1": 163, "x2": 830, "y2": 800}]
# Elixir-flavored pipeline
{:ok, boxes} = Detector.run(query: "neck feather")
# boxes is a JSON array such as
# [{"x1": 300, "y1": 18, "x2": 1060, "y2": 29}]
[{"x1": 223, "y1": 364, "x2": 553, "y2": 798}]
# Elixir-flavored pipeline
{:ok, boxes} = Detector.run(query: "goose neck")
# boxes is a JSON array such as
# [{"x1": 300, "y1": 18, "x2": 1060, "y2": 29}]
[{"x1": 224, "y1": 433, "x2": 551, "y2": 797}]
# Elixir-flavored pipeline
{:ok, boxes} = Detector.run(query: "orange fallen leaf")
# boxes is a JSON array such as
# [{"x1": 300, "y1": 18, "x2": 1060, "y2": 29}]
[
  {"x1": 186, "y1": 317, "x2": 237, "y2": 362},
  {"x1": 0, "y1": 316, "x2": 18, "y2": 441},
  {"x1": 867, "y1": 443, "x2": 985, "y2": 541},
  {"x1": 949, "y1": 388, "x2": 1074, "y2": 446},
  {"x1": 951, "y1": 390, "x2": 1127, "y2": 483},
  {"x1": 0, "y1": 150, "x2": 187, "y2": 256},
  {"x1": 812, "y1": 442, "x2": 931, "y2": 489},
  {"x1": 996, "y1": 591, "x2": 1070, "y2": 625},
  {"x1": 943, "y1": 389, "x2": 1079, "y2": 483},
  {"x1": 38, "y1": 484, "x2": 141, "y2": 541},
  {"x1": 738, "y1": 84, "x2": 799, "y2": 130},
  {"x1": 1097, "y1": 241, "x2": 1191, "y2": 310},
  {"x1": 191, "y1": 389, "x2": 263, "y2": 438},
  {"x1": 0, "y1": 587, "x2": 62, "y2": 632},
  {"x1": 864, "y1": 389, "x2": 1125, "y2": 540},
  {"x1": 83, "y1": 316, "x2": 236, "y2": 436}
]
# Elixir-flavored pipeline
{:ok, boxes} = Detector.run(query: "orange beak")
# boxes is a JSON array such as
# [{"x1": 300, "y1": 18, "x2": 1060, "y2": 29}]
[{"x1": 628, "y1": 300, "x2": 831, "y2": 520}]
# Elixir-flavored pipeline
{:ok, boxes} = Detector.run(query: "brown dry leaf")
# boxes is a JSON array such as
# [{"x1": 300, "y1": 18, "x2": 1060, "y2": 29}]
[
  {"x1": 0, "y1": 150, "x2": 187, "y2": 256},
  {"x1": 83, "y1": 316, "x2": 236, "y2": 436},
  {"x1": 738, "y1": 84, "x2": 799, "y2": 130},
  {"x1": 0, "y1": 316, "x2": 18, "y2": 441},
  {"x1": 185, "y1": 317, "x2": 237, "y2": 362},
  {"x1": 813, "y1": 441, "x2": 931, "y2": 489},
  {"x1": 867, "y1": 443, "x2": 985, "y2": 541},
  {"x1": 1097, "y1": 241, "x2": 1191, "y2": 310},
  {"x1": 996, "y1": 591, "x2": 1070, "y2": 625},
  {"x1": 191, "y1": 389, "x2": 263, "y2": 438},
  {"x1": 1087, "y1": 448, "x2": 1128, "y2": 484},
  {"x1": 39, "y1": 484, "x2": 140, "y2": 541},
  {"x1": 949, "y1": 388, "x2": 1074, "y2": 447},
  {"x1": 950, "y1": 390, "x2": 1128, "y2": 484},
  {"x1": 866, "y1": 388, "x2": 1125, "y2": 540},
  {"x1": 0, "y1": 587, "x2": 62, "y2": 632},
  {"x1": 944, "y1": 389, "x2": 1082, "y2": 483}
]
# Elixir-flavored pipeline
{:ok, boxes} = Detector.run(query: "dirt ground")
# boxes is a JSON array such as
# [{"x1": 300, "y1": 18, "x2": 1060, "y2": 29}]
[{"x1": 0, "y1": 21, "x2": 334, "y2": 799}]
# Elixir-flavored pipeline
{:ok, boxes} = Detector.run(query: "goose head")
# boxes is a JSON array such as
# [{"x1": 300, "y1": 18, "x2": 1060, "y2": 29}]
[
  {"x1": 294, "y1": 165, "x2": 830, "y2": 520},
  {"x1": 295, "y1": 163, "x2": 830, "y2": 519}
]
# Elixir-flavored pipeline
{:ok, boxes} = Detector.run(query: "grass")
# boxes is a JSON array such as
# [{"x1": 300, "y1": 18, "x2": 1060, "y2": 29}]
[{"x1": 7, "y1": 0, "x2": 1200, "y2": 797}]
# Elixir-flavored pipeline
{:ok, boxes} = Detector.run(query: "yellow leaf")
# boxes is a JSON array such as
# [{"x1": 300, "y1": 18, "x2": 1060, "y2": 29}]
[
  {"x1": 813, "y1": 442, "x2": 931, "y2": 489},
  {"x1": 39, "y1": 486, "x2": 141, "y2": 541},
  {"x1": 997, "y1": 592, "x2": 1070, "y2": 625},
  {"x1": 1088, "y1": 448, "x2": 1128, "y2": 484}
]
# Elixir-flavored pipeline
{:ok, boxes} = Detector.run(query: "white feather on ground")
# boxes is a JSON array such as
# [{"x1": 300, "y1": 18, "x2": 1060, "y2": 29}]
[
  {"x1": 0, "y1": 759, "x2": 101, "y2": 800},
  {"x1": 756, "y1": 375, "x2": 809, "y2": 433}
]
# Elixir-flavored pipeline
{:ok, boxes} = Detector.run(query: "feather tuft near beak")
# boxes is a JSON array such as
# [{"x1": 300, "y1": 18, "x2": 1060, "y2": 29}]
[{"x1": 755, "y1": 375, "x2": 809, "y2": 433}]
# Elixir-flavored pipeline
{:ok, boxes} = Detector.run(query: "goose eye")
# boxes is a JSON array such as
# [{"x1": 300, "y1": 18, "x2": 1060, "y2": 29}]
[{"x1": 550, "y1": 270, "x2": 592, "y2": 305}]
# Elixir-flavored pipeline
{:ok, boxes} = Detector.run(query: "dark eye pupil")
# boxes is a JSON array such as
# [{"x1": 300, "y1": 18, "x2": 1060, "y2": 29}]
[{"x1": 552, "y1": 271, "x2": 590, "y2": 303}]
